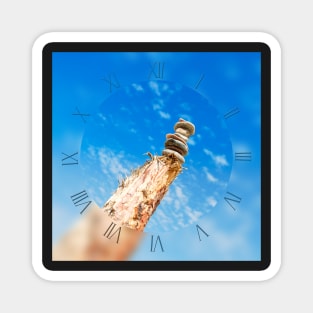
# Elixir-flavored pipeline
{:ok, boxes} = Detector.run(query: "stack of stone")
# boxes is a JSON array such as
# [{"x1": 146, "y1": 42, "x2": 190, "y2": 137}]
[{"x1": 162, "y1": 118, "x2": 195, "y2": 163}]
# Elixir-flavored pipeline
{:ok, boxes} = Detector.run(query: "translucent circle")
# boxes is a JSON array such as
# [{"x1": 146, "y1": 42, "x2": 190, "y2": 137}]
[{"x1": 80, "y1": 80, "x2": 232, "y2": 233}]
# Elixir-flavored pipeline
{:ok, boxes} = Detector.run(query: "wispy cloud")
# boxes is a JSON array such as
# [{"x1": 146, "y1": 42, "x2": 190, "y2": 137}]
[
  {"x1": 203, "y1": 167, "x2": 218, "y2": 183},
  {"x1": 174, "y1": 186, "x2": 188, "y2": 204},
  {"x1": 206, "y1": 196, "x2": 217, "y2": 207},
  {"x1": 87, "y1": 146, "x2": 139, "y2": 180},
  {"x1": 206, "y1": 172, "x2": 218, "y2": 183},
  {"x1": 203, "y1": 149, "x2": 229, "y2": 167},
  {"x1": 131, "y1": 83, "x2": 144, "y2": 92},
  {"x1": 149, "y1": 81, "x2": 161, "y2": 96},
  {"x1": 185, "y1": 206, "x2": 203, "y2": 223},
  {"x1": 153, "y1": 103, "x2": 161, "y2": 111},
  {"x1": 159, "y1": 111, "x2": 171, "y2": 119}
]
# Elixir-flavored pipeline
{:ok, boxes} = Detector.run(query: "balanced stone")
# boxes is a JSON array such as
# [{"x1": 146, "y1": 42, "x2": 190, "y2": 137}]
[{"x1": 162, "y1": 118, "x2": 195, "y2": 163}]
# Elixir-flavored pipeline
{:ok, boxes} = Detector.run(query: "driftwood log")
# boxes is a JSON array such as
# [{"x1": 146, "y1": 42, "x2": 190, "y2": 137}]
[{"x1": 53, "y1": 118, "x2": 195, "y2": 260}]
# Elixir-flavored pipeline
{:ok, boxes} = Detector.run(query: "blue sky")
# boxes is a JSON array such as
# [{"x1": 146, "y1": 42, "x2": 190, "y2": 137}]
[{"x1": 52, "y1": 50, "x2": 261, "y2": 261}]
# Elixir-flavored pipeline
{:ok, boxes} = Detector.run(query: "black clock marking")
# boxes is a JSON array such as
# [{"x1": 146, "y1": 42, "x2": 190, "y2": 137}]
[
  {"x1": 149, "y1": 62, "x2": 165, "y2": 79},
  {"x1": 72, "y1": 106, "x2": 90, "y2": 123},
  {"x1": 235, "y1": 152, "x2": 252, "y2": 161},
  {"x1": 224, "y1": 192, "x2": 242, "y2": 211},
  {"x1": 101, "y1": 73, "x2": 120, "y2": 93},
  {"x1": 196, "y1": 224, "x2": 209, "y2": 241},
  {"x1": 103, "y1": 222, "x2": 121, "y2": 244},
  {"x1": 70, "y1": 190, "x2": 92, "y2": 214},
  {"x1": 61, "y1": 152, "x2": 78, "y2": 166},
  {"x1": 194, "y1": 74, "x2": 205, "y2": 90},
  {"x1": 150, "y1": 235, "x2": 164, "y2": 252},
  {"x1": 224, "y1": 107, "x2": 240, "y2": 119}
]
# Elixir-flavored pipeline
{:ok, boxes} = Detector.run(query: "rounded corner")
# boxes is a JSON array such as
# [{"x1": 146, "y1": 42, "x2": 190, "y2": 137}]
[
  {"x1": 32, "y1": 32, "x2": 58, "y2": 55},
  {"x1": 258, "y1": 258, "x2": 282, "y2": 282},
  {"x1": 256, "y1": 32, "x2": 282, "y2": 54},
  {"x1": 32, "y1": 259, "x2": 55, "y2": 282}
]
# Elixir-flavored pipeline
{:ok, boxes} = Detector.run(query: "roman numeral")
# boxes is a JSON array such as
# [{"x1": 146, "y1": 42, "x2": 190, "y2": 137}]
[
  {"x1": 150, "y1": 235, "x2": 164, "y2": 252},
  {"x1": 103, "y1": 222, "x2": 121, "y2": 244},
  {"x1": 235, "y1": 152, "x2": 252, "y2": 161},
  {"x1": 72, "y1": 106, "x2": 90, "y2": 123},
  {"x1": 149, "y1": 62, "x2": 165, "y2": 79},
  {"x1": 101, "y1": 73, "x2": 120, "y2": 93},
  {"x1": 70, "y1": 190, "x2": 92, "y2": 214},
  {"x1": 194, "y1": 74, "x2": 205, "y2": 89},
  {"x1": 196, "y1": 224, "x2": 209, "y2": 241},
  {"x1": 224, "y1": 192, "x2": 241, "y2": 211},
  {"x1": 62, "y1": 152, "x2": 78, "y2": 165},
  {"x1": 224, "y1": 107, "x2": 240, "y2": 119}
]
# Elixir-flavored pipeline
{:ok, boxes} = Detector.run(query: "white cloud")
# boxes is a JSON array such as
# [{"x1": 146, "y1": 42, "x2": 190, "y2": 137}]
[
  {"x1": 174, "y1": 186, "x2": 188, "y2": 204},
  {"x1": 203, "y1": 149, "x2": 229, "y2": 167},
  {"x1": 98, "y1": 113, "x2": 107, "y2": 121},
  {"x1": 153, "y1": 103, "x2": 161, "y2": 111},
  {"x1": 159, "y1": 111, "x2": 171, "y2": 119},
  {"x1": 131, "y1": 83, "x2": 144, "y2": 92},
  {"x1": 206, "y1": 172, "x2": 218, "y2": 183},
  {"x1": 148, "y1": 81, "x2": 161, "y2": 96},
  {"x1": 87, "y1": 145, "x2": 96, "y2": 158},
  {"x1": 185, "y1": 206, "x2": 202, "y2": 223},
  {"x1": 90, "y1": 147, "x2": 138, "y2": 181},
  {"x1": 206, "y1": 196, "x2": 217, "y2": 207},
  {"x1": 203, "y1": 166, "x2": 218, "y2": 183}
]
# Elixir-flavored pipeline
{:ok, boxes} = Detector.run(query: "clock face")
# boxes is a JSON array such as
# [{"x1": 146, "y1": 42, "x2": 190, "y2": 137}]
[
  {"x1": 78, "y1": 79, "x2": 234, "y2": 260},
  {"x1": 41, "y1": 38, "x2": 272, "y2": 273}
]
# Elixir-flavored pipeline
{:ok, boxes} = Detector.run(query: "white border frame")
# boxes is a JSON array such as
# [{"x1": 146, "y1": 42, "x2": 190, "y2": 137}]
[{"x1": 32, "y1": 32, "x2": 281, "y2": 281}]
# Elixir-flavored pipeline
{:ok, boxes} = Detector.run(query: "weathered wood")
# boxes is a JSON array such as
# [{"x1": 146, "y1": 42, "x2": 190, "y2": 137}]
[
  {"x1": 103, "y1": 155, "x2": 182, "y2": 231},
  {"x1": 53, "y1": 118, "x2": 195, "y2": 261}
]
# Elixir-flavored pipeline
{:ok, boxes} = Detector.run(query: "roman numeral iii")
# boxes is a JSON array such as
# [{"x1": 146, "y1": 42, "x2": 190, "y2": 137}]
[{"x1": 235, "y1": 152, "x2": 252, "y2": 161}]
